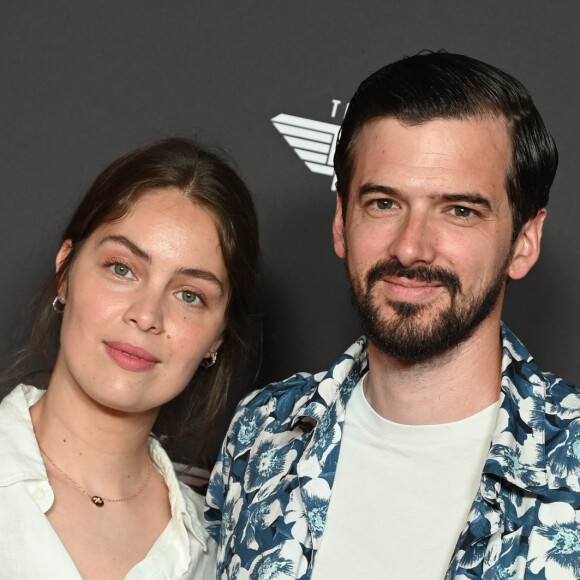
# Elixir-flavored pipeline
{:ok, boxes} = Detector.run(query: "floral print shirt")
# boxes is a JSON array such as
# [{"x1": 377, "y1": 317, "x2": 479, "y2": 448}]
[{"x1": 206, "y1": 325, "x2": 580, "y2": 579}]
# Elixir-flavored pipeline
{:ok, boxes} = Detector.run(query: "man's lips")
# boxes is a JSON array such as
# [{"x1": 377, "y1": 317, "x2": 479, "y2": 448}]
[
  {"x1": 104, "y1": 341, "x2": 160, "y2": 371},
  {"x1": 366, "y1": 260, "x2": 461, "y2": 298},
  {"x1": 381, "y1": 276, "x2": 444, "y2": 302},
  {"x1": 383, "y1": 275, "x2": 443, "y2": 289}
]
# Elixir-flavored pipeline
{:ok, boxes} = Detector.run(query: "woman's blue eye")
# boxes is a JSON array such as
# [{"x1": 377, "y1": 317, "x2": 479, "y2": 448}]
[
  {"x1": 180, "y1": 291, "x2": 200, "y2": 304},
  {"x1": 113, "y1": 263, "x2": 131, "y2": 276}
]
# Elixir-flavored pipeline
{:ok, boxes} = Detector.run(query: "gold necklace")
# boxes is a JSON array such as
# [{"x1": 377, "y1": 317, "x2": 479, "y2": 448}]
[{"x1": 39, "y1": 446, "x2": 153, "y2": 507}]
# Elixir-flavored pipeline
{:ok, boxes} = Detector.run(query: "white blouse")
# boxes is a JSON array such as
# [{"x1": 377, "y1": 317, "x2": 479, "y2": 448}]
[{"x1": 0, "y1": 384, "x2": 217, "y2": 579}]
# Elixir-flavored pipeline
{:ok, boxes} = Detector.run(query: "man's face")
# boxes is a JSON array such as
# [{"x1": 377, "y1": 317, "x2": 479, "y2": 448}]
[{"x1": 333, "y1": 116, "x2": 543, "y2": 364}]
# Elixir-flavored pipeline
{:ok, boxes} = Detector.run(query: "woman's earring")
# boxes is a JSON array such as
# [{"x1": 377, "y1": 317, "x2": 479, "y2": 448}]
[
  {"x1": 201, "y1": 351, "x2": 218, "y2": 368},
  {"x1": 52, "y1": 296, "x2": 65, "y2": 313}
]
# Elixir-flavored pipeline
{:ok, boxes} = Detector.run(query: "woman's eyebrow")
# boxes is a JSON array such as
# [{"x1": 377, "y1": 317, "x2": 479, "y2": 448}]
[
  {"x1": 99, "y1": 234, "x2": 225, "y2": 295},
  {"x1": 176, "y1": 267, "x2": 225, "y2": 295},
  {"x1": 98, "y1": 234, "x2": 151, "y2": 263}
]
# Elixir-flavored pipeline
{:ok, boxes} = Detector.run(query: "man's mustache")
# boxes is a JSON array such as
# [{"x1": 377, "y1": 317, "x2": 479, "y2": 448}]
[{"x1": 366, "y1": 259, "x2": 461, "y2": 296}]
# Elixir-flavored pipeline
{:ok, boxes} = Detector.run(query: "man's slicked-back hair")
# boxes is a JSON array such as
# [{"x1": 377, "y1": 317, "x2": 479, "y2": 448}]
[{"x1": 334, "y1": 51, "x2": 558, "y2": 239}]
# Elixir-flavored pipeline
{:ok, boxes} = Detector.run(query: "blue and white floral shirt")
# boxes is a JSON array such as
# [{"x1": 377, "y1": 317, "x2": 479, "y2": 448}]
[{"x1": 206, "y1": 325, "x2": 580, "y2": 579}]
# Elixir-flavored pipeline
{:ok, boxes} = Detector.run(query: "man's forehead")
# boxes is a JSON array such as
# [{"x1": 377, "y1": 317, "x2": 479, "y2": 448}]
[
  {"x1": 357, "y1": 113, "x2": 510, "y2": 143},
  {"x1": 351, "y1": 115, "x2": 512, "y2": 183}
]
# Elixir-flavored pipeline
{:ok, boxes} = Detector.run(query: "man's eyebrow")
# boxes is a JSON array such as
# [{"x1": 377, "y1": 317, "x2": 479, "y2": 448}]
[
  {"x1": 358, "y1": 183, "x2": 401, "y2": 198},
  {"x1": 358, "y1": 185, "x2": 493, "y2": 212},
  {"x1": 440, "y1": 193, "x2": 492, "y2": 211},
  {"x1": 99, "y1": 235, "x2": 151, "y2": 262}
]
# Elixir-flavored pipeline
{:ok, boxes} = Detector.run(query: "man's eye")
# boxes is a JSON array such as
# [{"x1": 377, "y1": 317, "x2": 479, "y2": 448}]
[
  {"x1": 179, "y1": 291, "x2": 201, "y2": 305},
  {"x1": 375, "y1": 199, "x2": 395, "y2": 210},
  {"x1": 112, "y1": 263, "x2": 132, "y2": 277},
  {"x1": 451, "y1": 206, "x2": 473, "y2": 218}
]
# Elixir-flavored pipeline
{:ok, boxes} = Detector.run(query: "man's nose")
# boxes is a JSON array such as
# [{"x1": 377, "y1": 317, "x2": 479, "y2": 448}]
[{"x1": 388, "y1": 210, "x2": 436, "y2": 267}]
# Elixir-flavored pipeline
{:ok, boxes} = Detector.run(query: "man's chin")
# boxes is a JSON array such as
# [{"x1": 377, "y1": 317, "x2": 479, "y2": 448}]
[
  {"x1": 367, "y1": 325, "x2": 457, "y2": 364},
  {"x1": 365, "y1": 304, "x2": 465, "y2": 363},
  {"x1": 381, "y1": 296, "x2": 446, "y2": 320}
]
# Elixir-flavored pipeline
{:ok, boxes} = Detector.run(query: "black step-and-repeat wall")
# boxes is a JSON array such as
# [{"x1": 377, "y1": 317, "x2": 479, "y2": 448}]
[{"x1": 2, "y1": 2, "x2": 579, "y2": 456}]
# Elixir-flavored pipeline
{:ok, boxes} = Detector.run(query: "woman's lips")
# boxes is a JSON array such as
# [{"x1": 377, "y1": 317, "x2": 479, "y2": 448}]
[{"x1": 104, "y1": 341, "x2": 159, "y2": 372}]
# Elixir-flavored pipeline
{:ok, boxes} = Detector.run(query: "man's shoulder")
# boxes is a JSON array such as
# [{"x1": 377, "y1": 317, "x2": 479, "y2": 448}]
[
  {"x1": 238, "y1": 370, "x2": 321, "y2": 414},
  {"x1": 239, "y1": 337, "x2": 367, "y2": 410},
  {"x1": 537, "y1": 373, "x2": 580, "y2": 493},
  {"x1": 501, "y1": 324, "x2": 580, "y2": 413},
  {"x1": 226, "y1": 336, "x2": 369, "y2": 440},
  {"x1": 544, "y1": 372, "x2": 580, "y2": 421},
  {"x1": 226, "y1": 370, "x2": 328, "y2": 446}
]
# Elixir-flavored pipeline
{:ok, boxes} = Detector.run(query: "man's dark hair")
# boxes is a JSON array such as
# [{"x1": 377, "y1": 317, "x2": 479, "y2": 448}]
[{"x1": 334, "y1": 51, "x2": 558, "y2": 239}]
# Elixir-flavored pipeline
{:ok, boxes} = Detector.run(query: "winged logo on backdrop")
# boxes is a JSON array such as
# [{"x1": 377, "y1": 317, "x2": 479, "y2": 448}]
[{"x1": 271, "y1": 100, "x2": 348, "y2": 191}]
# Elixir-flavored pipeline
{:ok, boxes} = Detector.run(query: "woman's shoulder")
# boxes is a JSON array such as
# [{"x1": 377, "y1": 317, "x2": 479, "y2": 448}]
[
  {"x1": 177, "y1": 478, "x2": 206, "y2": 520},
  {"x1": 177, "y1": 479, "x2": 218, "y2": 576},
  {"x1": 148, "y1": 439, "x2": 214, "y2": 542},
  {"x1": 145, "y1": 439, "x2": 217, "y2": 577},
  {"x1": 0, "y1": 384, "x2": 44, "y2": 452},
  {"x1": 0, "y1": 383, "x2": 45, "y2": 411}
]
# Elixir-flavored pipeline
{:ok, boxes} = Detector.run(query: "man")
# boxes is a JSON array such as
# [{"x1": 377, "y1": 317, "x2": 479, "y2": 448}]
[{"x1": 206, "y1": 52, "x2": 580, "y2": 579}]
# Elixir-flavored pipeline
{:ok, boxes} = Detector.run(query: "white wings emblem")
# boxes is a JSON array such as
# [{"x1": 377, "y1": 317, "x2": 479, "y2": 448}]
[{"x1": 271, "y1": 113, "x2": 340, "y2": 190}]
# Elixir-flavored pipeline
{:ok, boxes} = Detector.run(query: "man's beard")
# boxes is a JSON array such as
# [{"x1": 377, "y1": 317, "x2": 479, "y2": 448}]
[{"x1": 346, "y1": 256, "x2": 510, "y2": 364}]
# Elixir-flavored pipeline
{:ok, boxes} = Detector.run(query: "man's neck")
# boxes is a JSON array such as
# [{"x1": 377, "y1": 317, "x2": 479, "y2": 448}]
[{"x1": 363, "y1": 317, "x2": 503, "y2": 425}]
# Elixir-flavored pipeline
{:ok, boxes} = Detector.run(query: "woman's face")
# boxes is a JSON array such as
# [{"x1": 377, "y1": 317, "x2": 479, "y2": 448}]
[{"x1": 52, "y1": 187, "x2": 229, "y2": 415}]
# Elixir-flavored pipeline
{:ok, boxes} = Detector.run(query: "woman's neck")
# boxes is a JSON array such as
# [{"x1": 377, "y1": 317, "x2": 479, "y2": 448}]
[{"x1": 30, "y1": 378, "x2": 157, "y2": 498}]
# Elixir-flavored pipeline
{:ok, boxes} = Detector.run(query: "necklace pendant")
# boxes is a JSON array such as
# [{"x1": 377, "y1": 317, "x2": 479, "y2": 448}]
[{"x1": 91, "y1": 496, "x2": 104, "y2": 507}]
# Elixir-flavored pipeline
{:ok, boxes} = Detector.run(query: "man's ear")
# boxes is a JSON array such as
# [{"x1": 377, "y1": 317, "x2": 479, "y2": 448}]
[
  {"x1": 508, "y1": 209, "x2": 546, "y2": 280},
  {"x1": 332, "y1": 194, "x2": 347, "y2": 259},
  {"x1": 55, "y1": 239, "x2": 73, "y2": 300}
]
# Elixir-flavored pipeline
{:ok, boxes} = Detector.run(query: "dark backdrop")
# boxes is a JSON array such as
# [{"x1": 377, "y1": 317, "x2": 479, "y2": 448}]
[{"x1": 1, "y1": 2, "x2": 579, "y2": 460}]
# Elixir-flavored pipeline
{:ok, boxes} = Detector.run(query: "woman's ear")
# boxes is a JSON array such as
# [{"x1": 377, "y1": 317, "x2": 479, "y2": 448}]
[
  {"x1": 55, "y1": 239, "x2": 73, "y2": 300},
  {"x1": 507, "y1": 209, "x2": 546, "y2": 280},
  {"x1": 205, "y1": 334, "x2": 224, "y2": 359}
]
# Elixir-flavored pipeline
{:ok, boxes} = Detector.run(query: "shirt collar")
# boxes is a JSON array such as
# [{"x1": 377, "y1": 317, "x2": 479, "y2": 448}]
[
  {"x1": 0, "y1": 385, "x2": 211, "y2": 558},
  {"x1": 289, "y1": 336, "x2": 369, "y2": 431},
  {"x1": 148, "y1": 438, "x2": 210, "y2": 551},
  {"x1": 0, "y1": 385, "x2": 49, "y2": 486},
  {"x1": 289, "y1": 325, "x2": 552, "y2": 493},
  {"x1": 0, "y1": 385, "x2": 55, "y2": 512},
  {"x1": 481, "y1": 323, "x2": 549, "y2": 493}
]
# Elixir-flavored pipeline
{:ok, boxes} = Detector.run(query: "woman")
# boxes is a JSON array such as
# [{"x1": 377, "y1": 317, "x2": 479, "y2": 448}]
[{"x1": 0, "y1": 138, "x2": 260, "y2": 579}]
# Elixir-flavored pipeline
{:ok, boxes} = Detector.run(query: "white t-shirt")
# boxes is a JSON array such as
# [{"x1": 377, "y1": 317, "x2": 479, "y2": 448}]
[
  {"x1": 312, "y1": 377, "x2": 499, "y2": 580},
  {"x1": 0, "y1": 384, "x2": 217, "y2": 579}
]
